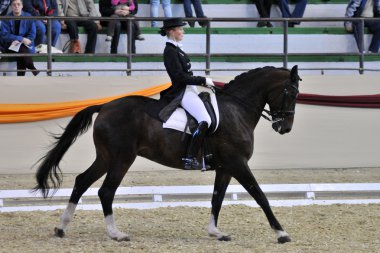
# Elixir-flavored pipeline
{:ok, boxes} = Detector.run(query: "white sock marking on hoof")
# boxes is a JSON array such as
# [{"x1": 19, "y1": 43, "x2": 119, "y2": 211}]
[
  {"x1": 276, "y1": 230, "x2": 289, "y2": 239},
  {"x1": 57, "y1": 202, "x2": 77, "y2": 231},
  {"x1": 207, "y1": 214, "x2": 229, "y2": 239},
  {"x1": 105, "y1": 215, "x2": 130, "y2": 241}
]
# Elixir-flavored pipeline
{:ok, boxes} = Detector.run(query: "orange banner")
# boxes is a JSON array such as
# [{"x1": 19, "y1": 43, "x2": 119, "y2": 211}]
[{"x1": 0, "y1": 83, "x2": 171, "y2": 124}]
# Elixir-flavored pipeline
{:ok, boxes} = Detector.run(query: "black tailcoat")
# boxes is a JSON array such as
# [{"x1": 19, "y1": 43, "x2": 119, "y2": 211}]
[
  {"x1": 161, "y1": 42, "x2": 206, "y2": 103},
  {"x1": 148, "y1": 42, "x2": 206, "y2": 121}
]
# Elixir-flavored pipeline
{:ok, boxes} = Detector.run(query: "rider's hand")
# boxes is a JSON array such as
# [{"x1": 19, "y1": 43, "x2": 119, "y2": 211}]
[{"x1": 205, "y1": 77, "x2": 214, "y2": 87}]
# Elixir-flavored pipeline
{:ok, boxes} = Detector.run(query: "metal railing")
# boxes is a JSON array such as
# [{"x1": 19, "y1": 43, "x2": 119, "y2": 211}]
[{"x1": 0, "y1": 16, "x2": 379, "y2": 75}]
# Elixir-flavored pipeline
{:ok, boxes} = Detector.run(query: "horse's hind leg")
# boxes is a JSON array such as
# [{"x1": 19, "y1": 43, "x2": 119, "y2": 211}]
[
  {"x1": 208, "y1": 170, "x2": 232, "y2": 241},
  {"x1": 98, "y1": 155, "x2": 135, "y2": 241},
  {"x1": 55, "y1": 156, "x2": 107, "y2": 237},
  {"x1": 233, "y1": 164, "x2": 291, "y2": 244}
]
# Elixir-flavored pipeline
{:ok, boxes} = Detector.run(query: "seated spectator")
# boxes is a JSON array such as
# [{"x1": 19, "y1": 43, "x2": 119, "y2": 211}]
[
  {"x1": 150, "y1": 0, "x2": 172, "y2": 28},
  {"x1": 1, "y1": 0, "x2": 39, "y2": 76},
  {"x1": 22, "y1": 0, "x2": 61, "y2": 47},
  {"x1": 255, "y1": 0, "x2": 273, "y2": 28},
  {"x1": 0, "y1": 0, "x2": 11, "y2": 17},
  {"x1": 345, "y1": 0, "x2": 380, "y2": 53},
  {"x1": 56, "y1": 0, "x2": 67, "y2": 30},
  {"x1": 183, "y1": 0, "x2": 207, "y2": 28},
  {"x1": 60, "y1": 0, "x2": 101, "y2": 53},
  {"x1": 0, "y1": 0, "x2": 11, "y2": 49},
  {"x1": 99, "y1": 0, "x2": 144, "y2": 54},
  {"x1": 277, "y1": 0, "x2": 307, "y2": 27}
]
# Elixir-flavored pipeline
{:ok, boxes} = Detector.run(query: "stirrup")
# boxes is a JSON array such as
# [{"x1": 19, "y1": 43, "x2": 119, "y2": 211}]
[{"x1": 182, "y1": 157, "x2": 201, "y2": 170}]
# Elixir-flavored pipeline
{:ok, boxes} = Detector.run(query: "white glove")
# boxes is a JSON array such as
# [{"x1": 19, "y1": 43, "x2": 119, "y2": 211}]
[{"x1": 205, "y1": 77, "x2": 214, "y2": 86}]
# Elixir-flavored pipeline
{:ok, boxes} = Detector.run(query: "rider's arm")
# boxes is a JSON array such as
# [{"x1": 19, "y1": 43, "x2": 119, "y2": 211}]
[{"x1": 164, "y1": 46, "x2": 206, "y2": 86}]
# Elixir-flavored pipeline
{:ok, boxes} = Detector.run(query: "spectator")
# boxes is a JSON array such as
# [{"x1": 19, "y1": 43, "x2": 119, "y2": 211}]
[
  {"x1": 255, "y1": 0, "x2": 273, "y2": 28},
  {"x1": 1, "y1": 0, "x2": 39, "y2": 76},
  {"x1": 99, "y1": 0, "x2": 144, "y2": 54},
  {"x1": 22, "y1": 0, "x2": 61, "y2": 47},
  {"x1": 60, "y1": 0, "x2": 101, "y2": 53},
  {"x1": 56, "y1": 0, "x2": 67, "y2": 30},
  {"x1": 0, "y1": 0, "x2": 11, "y2": 50},
  {"x1": 150, "y1": 0, "x2": 172, "y2": 28},
  {"x1": 277, "y1": 0, "x2": 307, "y2": 27},
  {"x1": 0, "y1": 0, "x2": 11, "y2": 16},
  {"x1": 183, "y1": 0, "x2": 207, "y2": 28},
  {"x1": 345, "y1": 0, "x2": 380, "y2": 53}
]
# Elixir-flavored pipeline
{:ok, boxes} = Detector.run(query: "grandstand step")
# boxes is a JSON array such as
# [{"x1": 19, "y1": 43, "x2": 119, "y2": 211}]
[
  {"x1": 52, "y1": 31, "x2": 373, "y2": 54},
  {"x1": 93, "y1": 0, "x2": 349, "y2": 4},
  {"x1": 30, "y1": 55, "x2": 380, "y2": 63},
  {"x1": 89, "y1": 2, "x2": 349, "y2": 28}
]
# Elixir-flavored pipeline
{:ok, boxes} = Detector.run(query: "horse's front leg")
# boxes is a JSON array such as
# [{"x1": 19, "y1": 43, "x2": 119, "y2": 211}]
[
  {"x1": 233, "y1": 164, "x2": 291, "y2": 244},
  {"x1": 208, "y1": 169, "x2": 232, "y2": 241}
]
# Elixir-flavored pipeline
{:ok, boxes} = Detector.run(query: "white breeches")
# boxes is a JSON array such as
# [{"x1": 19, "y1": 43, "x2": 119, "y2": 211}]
[{"x1": 181, "y1": 85, "x2": 212, "y2": 126}]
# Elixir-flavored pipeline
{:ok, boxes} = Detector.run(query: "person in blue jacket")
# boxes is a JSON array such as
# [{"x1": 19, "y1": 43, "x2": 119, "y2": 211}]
[
  {"x1": 345, "y1": 0, "x2": 380, "y2": 53},
  {"x1": 1, "y1": 0, "x2": 39, "y2": 76},
  {"x1": 22, "y1": 0, "x2": 61, "y2": 47}
]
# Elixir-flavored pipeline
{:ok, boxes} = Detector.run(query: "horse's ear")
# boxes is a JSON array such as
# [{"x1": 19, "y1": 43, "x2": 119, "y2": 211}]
[{"x1": 290, "y1": 65, "x2": 301, "y2": 82}]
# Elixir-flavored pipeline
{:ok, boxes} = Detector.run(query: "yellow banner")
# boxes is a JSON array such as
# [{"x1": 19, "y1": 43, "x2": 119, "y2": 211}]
[{"x1": 0, "y1": 83, "x2": 171, "y2": 124}]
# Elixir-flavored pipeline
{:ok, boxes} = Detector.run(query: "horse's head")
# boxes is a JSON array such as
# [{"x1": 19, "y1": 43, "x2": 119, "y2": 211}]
[{"x1": 266, "y1": 65, "x2": 300, "y2": 135}]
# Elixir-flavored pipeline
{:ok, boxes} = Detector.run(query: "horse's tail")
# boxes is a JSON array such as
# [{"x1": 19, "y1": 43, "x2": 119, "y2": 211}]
[{"x1": 34, "y1": 105, "x2": 102, "y2": 198}]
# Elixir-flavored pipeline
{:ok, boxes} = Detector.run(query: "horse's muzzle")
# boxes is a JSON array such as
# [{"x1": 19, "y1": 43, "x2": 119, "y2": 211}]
[{"x1": 272, "y1": 119, "x2": 293, "y2": 135}]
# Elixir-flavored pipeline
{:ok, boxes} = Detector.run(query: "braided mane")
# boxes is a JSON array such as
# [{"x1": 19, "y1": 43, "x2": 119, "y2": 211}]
[{"x1": 224, "y1": 66, "x2": 289, "y2": 90}]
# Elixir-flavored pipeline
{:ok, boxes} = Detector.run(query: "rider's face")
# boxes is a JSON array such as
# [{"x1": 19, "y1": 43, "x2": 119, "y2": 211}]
[{"x1": 169, "y1": 27, "x2": 184, "y2": 42}]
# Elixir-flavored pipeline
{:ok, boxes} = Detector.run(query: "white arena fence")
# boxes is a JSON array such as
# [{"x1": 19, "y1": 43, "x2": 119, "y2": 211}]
[{"x1": 1, "y1": 183, "x2": 379, "y2": 212}]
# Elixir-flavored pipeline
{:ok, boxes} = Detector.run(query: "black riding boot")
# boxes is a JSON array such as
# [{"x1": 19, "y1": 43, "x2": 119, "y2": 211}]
[{"x1": 183, "y1": 121, "x2": 209, "y2": 170}]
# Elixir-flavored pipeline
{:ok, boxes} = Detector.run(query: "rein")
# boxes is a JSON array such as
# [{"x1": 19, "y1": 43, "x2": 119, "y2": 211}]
[
  {"x1": 213, "y1": 86, "x2": 270, "y2": 122},
  {"x1": 213, "y1": 82, "x2": 299, "y2": 124}
]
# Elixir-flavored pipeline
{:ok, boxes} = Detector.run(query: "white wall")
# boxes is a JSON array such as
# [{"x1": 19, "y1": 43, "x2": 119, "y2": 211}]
[{"x1": 0, "y1": 74, "x2": 379, "y2": 174}]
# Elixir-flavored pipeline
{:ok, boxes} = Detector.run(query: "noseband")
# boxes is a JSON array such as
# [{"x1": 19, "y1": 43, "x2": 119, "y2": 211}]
[{"x1": 262, "y1": 83, "x2": 299, "y2": 123}]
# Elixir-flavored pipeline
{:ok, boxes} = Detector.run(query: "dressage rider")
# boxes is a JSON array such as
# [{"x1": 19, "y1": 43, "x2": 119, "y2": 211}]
[{"x1": 158, "y1": 17, "x2": 215, "y2": 170}]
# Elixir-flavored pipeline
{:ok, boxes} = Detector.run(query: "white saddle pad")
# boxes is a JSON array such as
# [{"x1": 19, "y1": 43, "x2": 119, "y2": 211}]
[{"x1": 163, "y1": 92, "x2": 220, "y2": 134}]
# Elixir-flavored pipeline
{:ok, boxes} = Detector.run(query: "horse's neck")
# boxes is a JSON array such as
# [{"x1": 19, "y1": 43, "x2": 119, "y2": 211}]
[
  {"x1": 227, "y1": 80, "x2": 267, "y2": 108},
  {"x1": 219, "y1": 85, "x2": 267, "y2": 129}
]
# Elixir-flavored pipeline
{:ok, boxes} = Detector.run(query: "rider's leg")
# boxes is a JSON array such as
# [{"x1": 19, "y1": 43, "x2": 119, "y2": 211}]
[{"x1": 181, "y1": 86, "x2": 211, "y2": 169}]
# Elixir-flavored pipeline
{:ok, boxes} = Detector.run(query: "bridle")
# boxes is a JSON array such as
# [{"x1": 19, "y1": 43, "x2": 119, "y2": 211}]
[{"x1": 261, "y1": 83, "x2": 299, "y2": 123}]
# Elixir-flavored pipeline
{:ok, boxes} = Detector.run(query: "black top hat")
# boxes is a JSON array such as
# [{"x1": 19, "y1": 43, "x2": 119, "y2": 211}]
[{"x1": 160, "y1": 18, "x2": 187, "y2": 30}]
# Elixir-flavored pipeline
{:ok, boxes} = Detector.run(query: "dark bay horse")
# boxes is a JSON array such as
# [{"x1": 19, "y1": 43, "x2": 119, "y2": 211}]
[{"x1": 34, "y1": 65, "x2": 300, "y2": 243}]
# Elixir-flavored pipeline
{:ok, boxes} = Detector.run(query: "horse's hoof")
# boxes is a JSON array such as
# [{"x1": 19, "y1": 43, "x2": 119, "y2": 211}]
[
  {"x1": 217, "y1": 235, "x2": 231, "y2": 241},
  {"x1": 277, "y1": 235, "x2": 291, "y2": 244},
  {"x1": 111, "y1": 234, "x2": 131, "y2": 242},
  {"x1": 54, "y1": 227, "x2": 65, "y2": 238},
  {"x1": 117, "y1": 235, "x2": 130, "y2": 242}
]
